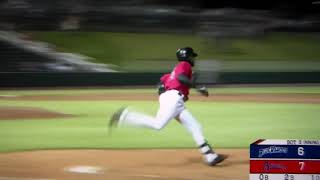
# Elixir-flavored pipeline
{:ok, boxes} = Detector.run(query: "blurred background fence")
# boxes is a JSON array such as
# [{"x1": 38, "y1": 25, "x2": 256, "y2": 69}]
[
  {"x1": 0, "y1": 0, "x2": 319, "y2": 86},
  {"x1": 1, "y1": 0, "x2": 319, "y2": 33},
  {"x1": 1, "y1": 72, "x2": 320, "y2": 87}
]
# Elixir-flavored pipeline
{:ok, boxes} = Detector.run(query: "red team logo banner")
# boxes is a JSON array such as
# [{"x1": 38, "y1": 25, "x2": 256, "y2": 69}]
[
  {"x1": 250, "y1": 139, "x2": 320, "y2": 180},
  {"x1": 250, "y1": 160, "x2": 320, "y2": 174}
]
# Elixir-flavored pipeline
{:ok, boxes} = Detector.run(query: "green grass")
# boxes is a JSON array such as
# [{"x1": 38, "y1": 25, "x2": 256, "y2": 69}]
[
  {"x1": 1, "y1": 86, "x2": 320, "y2": 96},
  {"x1": 25, "y1": 31, "x2": 320, "y2": 71},
  {"x1": 26, "y1": 32, "x2": 206, "y2": 66},
  {"x1": 0, "y1": 86, "x2": 319, "y2": 152}
]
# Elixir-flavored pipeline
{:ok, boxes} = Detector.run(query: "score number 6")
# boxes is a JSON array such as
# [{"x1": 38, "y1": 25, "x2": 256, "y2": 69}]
[{"x1": 298, "y1": 147, "x2": 305, "y2": 156}]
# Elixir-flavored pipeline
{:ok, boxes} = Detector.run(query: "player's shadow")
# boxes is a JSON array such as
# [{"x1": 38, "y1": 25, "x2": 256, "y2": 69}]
[
  {"x1": 184, "y1": 154, "x2": 248, "y2": 167},
  {"x1": 145, "y1": 154, "x2": 247, "y2": 168}
]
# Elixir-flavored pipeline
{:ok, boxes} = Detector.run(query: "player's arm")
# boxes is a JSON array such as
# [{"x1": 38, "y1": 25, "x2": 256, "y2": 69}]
[
  {"x1": 178, "y1": 73, "x2": 209, "y2": 97},
  {"x1": 178, "y1": 74, "x2": 195, "y2": 88}
]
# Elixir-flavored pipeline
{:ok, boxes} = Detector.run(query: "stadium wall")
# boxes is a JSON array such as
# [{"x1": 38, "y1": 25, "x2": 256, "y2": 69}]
[{"x1": 0, "y1": 71, "x2": 319, "y2": 87}]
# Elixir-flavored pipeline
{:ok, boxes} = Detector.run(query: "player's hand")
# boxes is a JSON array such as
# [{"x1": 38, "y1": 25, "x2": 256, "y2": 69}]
[
  {"x1": 197, "y1": 86, "x2": 209, "y2": 97},
  {"x1": 157, "y1": 83, "x2": 166, "y2": 95}
]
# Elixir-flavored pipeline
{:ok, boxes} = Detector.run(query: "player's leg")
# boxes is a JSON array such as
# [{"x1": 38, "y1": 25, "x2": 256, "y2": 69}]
[
  {"x1": 151, "y1": 90, "x2": 185, "y2": 129},
  {"x1": 176, "y1": 109, "x2": 206, "y2": 146},
  {"x1": 115, "y1": 90, "x2": 184, "y2": 130},
  {"x1": 177, "y1": 109, "x2": 227, "y2": 165}
]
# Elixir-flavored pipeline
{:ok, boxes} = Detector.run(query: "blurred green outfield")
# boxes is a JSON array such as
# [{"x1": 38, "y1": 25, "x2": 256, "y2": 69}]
[
  {"x1": 0, "y1": 86, "x2": 319, "y2": 152},
  {"x1": 25, "y1": 31, "x2": 320, "y2": 71}
]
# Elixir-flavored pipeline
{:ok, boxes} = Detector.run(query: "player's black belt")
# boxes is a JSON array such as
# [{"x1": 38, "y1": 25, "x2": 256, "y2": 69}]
[
  {"x1": 165, "y1": 89, "x2": 183, "y2": 96},
  {"x1": 162, "y1": 89, "x2": 188, "y2": 101}
]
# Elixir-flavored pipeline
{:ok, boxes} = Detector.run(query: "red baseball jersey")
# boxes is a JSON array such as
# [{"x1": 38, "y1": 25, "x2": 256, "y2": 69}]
[{"x1": 160, "y1": 61, "x2": 192, "y2": 96}]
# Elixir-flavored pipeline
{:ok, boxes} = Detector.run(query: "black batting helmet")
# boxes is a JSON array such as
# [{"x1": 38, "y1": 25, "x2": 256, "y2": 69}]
[{"x1": 176, "y1": 47, "x2": 198, "y2": 66}]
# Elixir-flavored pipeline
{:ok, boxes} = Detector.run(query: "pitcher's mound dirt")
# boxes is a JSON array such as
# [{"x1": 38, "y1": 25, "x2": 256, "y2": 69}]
[{"x1": 0, "y1": 106, "x2": 72, "y2": 120}]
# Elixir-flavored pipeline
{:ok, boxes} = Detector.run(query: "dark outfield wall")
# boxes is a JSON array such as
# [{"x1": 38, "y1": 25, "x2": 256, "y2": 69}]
[{"x1": 0, "y1": 71, "x2": 319, "y2": 87}]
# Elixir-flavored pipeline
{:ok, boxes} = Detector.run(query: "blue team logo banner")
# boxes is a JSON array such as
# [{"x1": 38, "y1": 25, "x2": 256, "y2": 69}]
[
  {"x1": 250, "y1": 145, "x2": 320, "y2": 159},
  {"x1": 258, "y1": 146, "x2": 288, "y2": 158}
]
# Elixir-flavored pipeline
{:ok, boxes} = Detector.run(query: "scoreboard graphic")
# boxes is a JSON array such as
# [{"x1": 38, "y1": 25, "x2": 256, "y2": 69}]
[{"x1": 250, "y1": 139, "x2": 320, "y2": 180}]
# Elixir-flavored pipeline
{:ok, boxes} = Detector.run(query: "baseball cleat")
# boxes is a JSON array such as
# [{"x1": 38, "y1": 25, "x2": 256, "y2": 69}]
[
  {"x1": 109, "y1": 107, "x2": 127, "y2": 128},
  {"x1": 207, "y1": 154, "x2": 228, "y2": 166},
  {"x1": 109, "y1": 107, "x2": 128, "y2": 128}
]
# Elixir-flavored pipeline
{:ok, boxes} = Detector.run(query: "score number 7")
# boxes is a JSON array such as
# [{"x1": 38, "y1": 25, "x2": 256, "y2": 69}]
[
  {"x1": 299, "y1": 162, "x2": 305, "y2": 171},
  {"x1": 298, "y1": 147, "x2": 305, "y2": 171}
]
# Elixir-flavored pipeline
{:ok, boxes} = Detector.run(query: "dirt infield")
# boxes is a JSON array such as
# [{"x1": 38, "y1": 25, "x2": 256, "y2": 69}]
[
  {"x1": 0, "y1": 149, "x2": 247, "y2": 180},
  {"x1": 0, "y1": 106, "x2": 72, "y2": 120},
  {"x1": 0, "y1": 91, "x2": 317, "y2": 180}
]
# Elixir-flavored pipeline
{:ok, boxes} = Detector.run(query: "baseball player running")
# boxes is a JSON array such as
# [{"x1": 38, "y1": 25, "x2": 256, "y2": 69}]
[{"x1": 109, "y1": 47, "x2": 227, "y2": 166}]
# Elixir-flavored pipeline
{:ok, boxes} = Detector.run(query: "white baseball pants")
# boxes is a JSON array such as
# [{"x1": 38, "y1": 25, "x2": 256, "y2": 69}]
[{"x1": 118, "y1": 90, "x2": 206, "y2": 146}]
